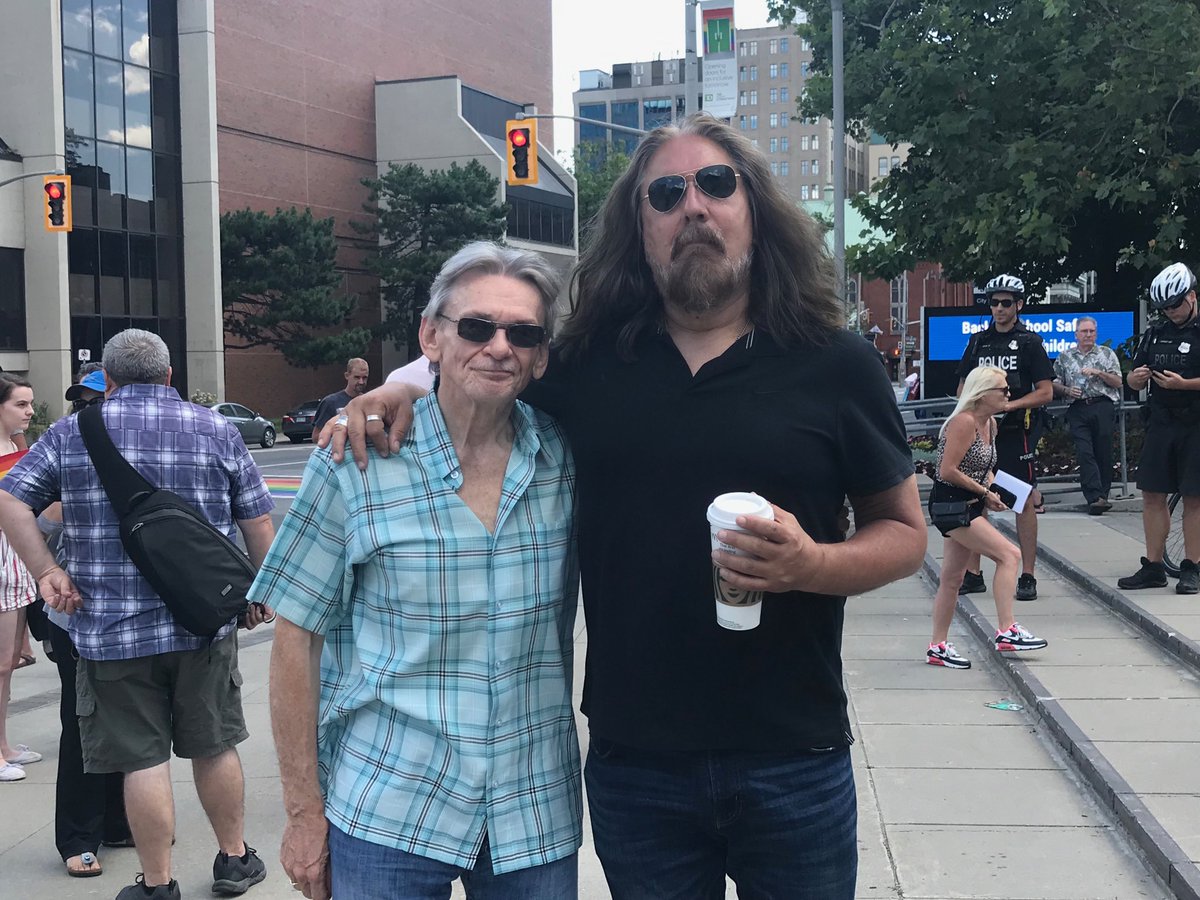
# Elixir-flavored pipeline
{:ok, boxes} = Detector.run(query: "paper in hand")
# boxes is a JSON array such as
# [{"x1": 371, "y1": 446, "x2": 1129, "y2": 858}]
[{"x1": 992, "y1": 470, "x2": 1033, "y2": 514}]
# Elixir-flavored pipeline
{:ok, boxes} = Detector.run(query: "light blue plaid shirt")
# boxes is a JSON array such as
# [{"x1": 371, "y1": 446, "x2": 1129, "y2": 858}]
[{"x1": 249, "y1": 393, "x2": 581, "y2": 874}]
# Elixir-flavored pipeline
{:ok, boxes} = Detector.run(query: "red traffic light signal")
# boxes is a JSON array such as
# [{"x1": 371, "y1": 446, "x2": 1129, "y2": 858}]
[
  {"x1": 504, "y1": 118, "x2": 538, "y2": 186},
  {"x1": 43, "y1": 175, "x2": 73, "y2": 233}
]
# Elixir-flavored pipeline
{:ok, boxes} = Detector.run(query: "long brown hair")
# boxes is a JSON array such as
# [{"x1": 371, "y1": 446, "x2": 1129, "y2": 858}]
[{"x1": 559, "y1": 113, "x2": 843, "y2": 359}]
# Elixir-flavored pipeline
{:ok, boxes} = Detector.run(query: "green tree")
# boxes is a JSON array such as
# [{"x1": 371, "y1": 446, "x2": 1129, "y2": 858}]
[
  {"x1": 572, "y1": 141, "x2": 632, "y2": 248},
  {"x1": 220, "y1": 207, "x2": 370, "y2": 368},
  {"x1": 358, "y1": 160, "x2": 507, "y2": 353},
  {"x1": 770, "y1": 0, "x2": 1200, "y2": 301}
]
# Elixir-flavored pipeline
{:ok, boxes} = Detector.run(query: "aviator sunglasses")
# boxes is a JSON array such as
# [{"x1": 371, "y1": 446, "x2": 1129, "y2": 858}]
[
  {"x1": 437, "y1": 314, "x2": 546, "y2": 349},
  {"x1": 642, "y1": 164, "x2": 741, "y2": 213}
]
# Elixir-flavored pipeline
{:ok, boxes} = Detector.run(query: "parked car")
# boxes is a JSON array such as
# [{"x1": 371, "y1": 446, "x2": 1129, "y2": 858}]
[
  {"x1": 209, "y1": 402, "x2": 276, "y2": 448},
  {"x1": 281, "y1": 399, "x2": 320, "y2": 443}
]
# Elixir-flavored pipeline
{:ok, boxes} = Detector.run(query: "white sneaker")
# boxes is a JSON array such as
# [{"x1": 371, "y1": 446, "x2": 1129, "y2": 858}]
[
  {"x1": 7, "y1": 745, "x2": 41, "y2": 765},
  {"x1": 0, "y1": 763, "x2": 26, "y2": 782},
  {"x1": 995, "y1": 623, "x2": 1048, "y2": 652}
]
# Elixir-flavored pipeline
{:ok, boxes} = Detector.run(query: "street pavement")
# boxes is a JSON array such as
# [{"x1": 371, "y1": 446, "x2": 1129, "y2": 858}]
[{"x1": 0, "y1": 460, "x2": 1181, "y2": 898}]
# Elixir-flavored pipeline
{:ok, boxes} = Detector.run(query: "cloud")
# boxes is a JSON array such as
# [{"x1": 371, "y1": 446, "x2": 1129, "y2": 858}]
[{"x1": 129, "y1": 33, "x2": 149, "y2": 66}]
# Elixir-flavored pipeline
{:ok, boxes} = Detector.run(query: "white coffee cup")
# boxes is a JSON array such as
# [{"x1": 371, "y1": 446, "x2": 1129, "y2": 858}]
[{"x1": 707, "y1": 492, "x2": 775, "y2": 631}]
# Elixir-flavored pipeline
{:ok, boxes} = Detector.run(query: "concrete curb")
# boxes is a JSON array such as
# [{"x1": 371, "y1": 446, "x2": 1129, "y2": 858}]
[
  {"x1": 994, "y1": 517, "x2": 1200, "y2": 673},
  {"x1": 921, "y1": 554, "x2": 1200, "y2": 900}
]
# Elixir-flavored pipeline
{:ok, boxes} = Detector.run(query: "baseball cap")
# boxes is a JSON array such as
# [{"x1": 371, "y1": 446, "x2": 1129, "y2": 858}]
[{"x1": 65, "y1": 368, "x2": 107, "y2": 401}]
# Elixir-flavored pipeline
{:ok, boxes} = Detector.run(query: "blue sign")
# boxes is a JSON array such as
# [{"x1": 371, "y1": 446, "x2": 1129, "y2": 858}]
[{"x1": 926, "y1": 310, "x2": 1137, "y2": 362}]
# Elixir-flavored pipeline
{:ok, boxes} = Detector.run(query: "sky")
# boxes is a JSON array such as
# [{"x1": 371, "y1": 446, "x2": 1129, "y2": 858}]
[{"x1": 550, "y1": 0, "x2": 776, "y2": 156}]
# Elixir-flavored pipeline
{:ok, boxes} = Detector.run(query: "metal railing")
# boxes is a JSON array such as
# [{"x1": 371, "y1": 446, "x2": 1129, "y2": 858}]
[{"x1": 901, "y1": 397, "x2": 1139, "y2": 498}]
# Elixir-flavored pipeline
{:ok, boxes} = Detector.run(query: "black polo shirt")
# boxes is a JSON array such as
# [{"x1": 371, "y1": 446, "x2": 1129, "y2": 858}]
[
  {"x1": 522, "y1": 326, "x2": 913, "y2": 752},
  {"x1": 1133, "y1": 316, "x2": 1200, "y2": 410}
]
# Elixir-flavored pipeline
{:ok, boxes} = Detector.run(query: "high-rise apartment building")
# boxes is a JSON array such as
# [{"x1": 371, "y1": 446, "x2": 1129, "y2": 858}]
[{"x1": 573, "y1": 24, "x2": 869, "y2": 199}]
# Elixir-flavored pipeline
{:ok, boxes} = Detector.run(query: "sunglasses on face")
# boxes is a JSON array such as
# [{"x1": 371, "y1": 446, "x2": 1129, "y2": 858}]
[
  {"x1": 1163, "y1": 295, "x2": 1189, "y2": 311},
  {"x1": 642, "y1": 164, "x2": 741, "y2": 213},
  {"x1": 437, "y1": 314, "x2": 546, "y2": 349},
  {"x1": 988, "y1": 298, "x2": 1017, "y2": 308}
]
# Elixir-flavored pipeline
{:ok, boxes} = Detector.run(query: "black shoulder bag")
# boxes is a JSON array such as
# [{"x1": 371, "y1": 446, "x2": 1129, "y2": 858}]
[{"x1": 78, "y1": 404, "x2": 255, "y2": 637}]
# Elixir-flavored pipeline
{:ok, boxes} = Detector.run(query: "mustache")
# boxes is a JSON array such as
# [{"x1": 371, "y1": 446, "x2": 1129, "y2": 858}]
[{"x1": 670, "y1": 223, "x2": 725, "y2": 261}]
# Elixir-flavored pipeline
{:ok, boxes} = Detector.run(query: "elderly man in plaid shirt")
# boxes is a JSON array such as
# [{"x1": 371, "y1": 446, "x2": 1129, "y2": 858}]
[
  {"x1": 254, "y1": 243, "x2": 581, "y2": 900},
  {"x1": 0, "y1": 329, "x2": 277, "y2": 900}
]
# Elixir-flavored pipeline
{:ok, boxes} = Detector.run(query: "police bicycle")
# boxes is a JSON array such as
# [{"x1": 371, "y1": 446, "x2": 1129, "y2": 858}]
[{"x1": 1164, "y1": 492, "x2": 1187, "y2": 577}]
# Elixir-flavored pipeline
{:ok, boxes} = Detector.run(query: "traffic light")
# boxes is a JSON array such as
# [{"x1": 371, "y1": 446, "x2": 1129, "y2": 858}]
[
  {"x1": 43, "y1": 175, "x2": 72, "y2": 233},
  {"x1": 505, "y1": 118, "x2": 539, "y2": 186}
]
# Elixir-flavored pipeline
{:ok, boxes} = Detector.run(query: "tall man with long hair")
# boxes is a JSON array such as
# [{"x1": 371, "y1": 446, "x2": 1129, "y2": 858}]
[{"x1": 325, "y1": 114, "x2": 927, "y2": 898}]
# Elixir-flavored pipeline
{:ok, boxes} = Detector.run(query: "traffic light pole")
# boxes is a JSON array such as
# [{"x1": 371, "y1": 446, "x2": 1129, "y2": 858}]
[
  {"x1": 0, "y1": 170, "x2": 64, "y2": 189},
  {"x1": 515, "y1": 113, "x2": 647, "y2": 137}
]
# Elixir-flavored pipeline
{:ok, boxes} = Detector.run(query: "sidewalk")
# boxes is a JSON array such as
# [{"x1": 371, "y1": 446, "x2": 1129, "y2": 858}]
[{"x1": 1, "y1": 577, "x2": 1170, "y2": 899}]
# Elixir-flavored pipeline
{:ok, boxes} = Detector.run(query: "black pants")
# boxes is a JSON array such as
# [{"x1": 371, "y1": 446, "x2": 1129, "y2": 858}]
[
  {"x1": 48, "y1": 621, "x2": 131, "y2": 860},
  {"x1": 1066, "y1": 398, "x2": 1115, "y2": 504}
]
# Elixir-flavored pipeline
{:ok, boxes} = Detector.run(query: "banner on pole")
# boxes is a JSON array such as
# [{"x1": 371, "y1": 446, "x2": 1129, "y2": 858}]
[{"x1": 700, "y1": 2, "x2": 737, "y2": 120}]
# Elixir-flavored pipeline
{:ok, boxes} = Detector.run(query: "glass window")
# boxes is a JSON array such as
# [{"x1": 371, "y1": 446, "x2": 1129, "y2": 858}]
[
  {"x1": 812, "y1": 159, "x2": 820, "y2": 174},
  {"x1": 156, "y1": 237, "x2": 179, "y2": 316},
  {"x1": 126, "y1": 146, "x2": 153, "y2": 231},
  {"x1": 738, "y1": 66, "x2": 746, "y2": 82},
  {"x1": 769, "y1": 88, "x2": 777, "y2": 104},
  {"x1": 781, "y1": 87, "x2": 789, "y2": 103},
  {"x1": 99, "y1": 230, "x2": 127, "y2": 315},
  {"x1": 748, "y1": 90, "x2": 756, "y2": 105},
  {"x1": 800, "y1": 185, "x2": 810, "y2": 200},
  {"x1": 738, "y1": 115, "x2": 746, "y2": 130},
  {"x1": 801, "y1": 135, "x2": 810, "y2": 150},
  {"x1": 769, "y1": 138, "x2": 778, "y2": 153},
  {"x1": 781, "y1": 38, "x2": 789, "y2": 53},
  {"x1": 128, "y1": 233, "x2": 155, "y2": 316},
  {"x1": 750, "y1": 66, "x2": 757, "y2": 81},
  {"x1": 770, "y1": 113, "x2": 778, "y2": 128},
  {"x1": 769, "y1": 64, "x2": 778, "y2": 79},
  {"x1": 878, "y1": 157, "x2": 889, "y2": 176},
  {"x1": 93, "y1": 0, "x2": 121, "y2": 59},
  {"x1": 749, "y1": 115, "x2": 757, "y2": 129},
  {"x1": 749, "y1": 41, "x2": 757, "y2": 54},
  {"x1": 124, "y1": 0, "x2": 149, "y2": 65},
  {"x1": 780, "y1": 161, "x2": 789, "y2": 176},
  {"x1": 643, "y1": 97, "x2": 671, "y2": 131},
  {"x1": 769, "y1": 39, "x2": 778, "y2": 54},
  {"x1": 781, "y1": 63, "x2": 790, "y2": 78},
  {"x1": 0, "y1": 248, "x2": 27, "y2": 350},
  {"x1": 802, "y1": 38, "x2": 810, "y2": 51},
  {"x1": 770, "y1": 162, "x2": 778, "y2": 175},
  {"x1": 66, "y1": 136, "x2": 96, "y2": 229},
  {"x1": 812, "y1": 135, "x2": 819, "y2": 149},
  {"x1": 891, "y1": 156, "x2": 901, "y2": 168},
  {"x1": 68, "y1": 229, "x2": 98, "y2": 315},
  {"x1": 125, "y1": 65, "x2": 152, "y2": 147},
  {"x1": 62, "y1": 0, "x2": 92, "y2": 51},
  {"x1": 95, "y1": 56, "x2": 123, "y2": 142},
  {"x1": 801, "y1": 160, "x2": 810, "y2": 175},
  {"x1": 751, "y1": 139, "x2": 758, "y2": 148},
  {"x1": 96, "y1": 140, "x2": 125, "y2": 229},
  {"x1": 151, "y1": 73, "x2": 178, "y2": 152},
  {"x1": 739, "y1": 42, "x2": 746, "y2": 57},
  {"x1": 153, "y1": 153, "x2": 178, "y2": 234},
  {"x1": 63, "y1": 50, "x2": 95, "y2": 138},
  {"x1": 781, "y1": 137, "x2": 789, "y2": 152},
  {"x1": 148, "y1": 0, "x2": 177, "y2": 74},
  {"x1": 739, "y1": 91, "x2": 747, "y2": 105},
  {"x1": 798, "y1": 62, "x2": 807, "y2": 77}
]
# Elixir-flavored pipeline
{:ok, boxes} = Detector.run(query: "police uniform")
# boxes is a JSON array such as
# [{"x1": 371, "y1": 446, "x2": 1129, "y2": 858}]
[
  {"x1": 956, "y1": 321, "x2": 1055, "y2": 487},
  {"x1": 1132, "y1": 316, "x2": 1200, "y2": 495}
]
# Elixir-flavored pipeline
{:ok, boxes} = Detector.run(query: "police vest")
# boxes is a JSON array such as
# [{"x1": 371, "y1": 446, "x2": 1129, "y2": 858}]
[{"x1": 1140, "y1": 319, "x2": 1200, "y2": 409}]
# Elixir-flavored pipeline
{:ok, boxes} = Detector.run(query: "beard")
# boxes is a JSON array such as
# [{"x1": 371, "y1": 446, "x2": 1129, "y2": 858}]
[{"x1": 650, "y1": 222, "x2": 752, "y2": 316}]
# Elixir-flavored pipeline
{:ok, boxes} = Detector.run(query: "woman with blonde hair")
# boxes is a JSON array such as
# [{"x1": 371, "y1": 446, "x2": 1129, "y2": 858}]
[{"x1": 926, "y1": 366, "x2": 1048, "y2": 668}]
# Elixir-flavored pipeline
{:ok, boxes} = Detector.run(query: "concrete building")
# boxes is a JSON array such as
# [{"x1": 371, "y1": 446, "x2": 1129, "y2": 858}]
[
  {"x1": 573, "y1": 23, "x2": 869, "y2": 199},
  {"x1": 0, "y1": 0, "x2": 566, "y2": 417},
  {"x1": 868, "y1": 132, "x2": 912, "y2": 190}
]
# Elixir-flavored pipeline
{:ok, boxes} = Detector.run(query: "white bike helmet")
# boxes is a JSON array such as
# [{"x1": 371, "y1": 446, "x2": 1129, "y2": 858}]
[
  {"x1": 984, "y1": 274, "x2": 1025, "y2": 299},
  {"x1": 1150, "y1": 263, "x2": 1197, "y2": 309}
]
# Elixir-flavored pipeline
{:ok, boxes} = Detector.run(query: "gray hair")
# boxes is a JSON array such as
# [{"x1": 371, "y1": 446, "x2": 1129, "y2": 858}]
[
  {"x1": 422, "y1": 242, "x2": 561, "y2": 335},
  {"x1": 102, "y1": 329, "x2": 170, "y2": 386},
  {"x1": 1076, "y1": 316, "x2": 1098, "y2": 330}
]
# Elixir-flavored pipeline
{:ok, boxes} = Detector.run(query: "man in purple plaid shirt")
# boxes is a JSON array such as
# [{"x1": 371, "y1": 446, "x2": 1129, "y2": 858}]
[{"x1": 0, "y1": 329, "x2": 276, "y2": 900}]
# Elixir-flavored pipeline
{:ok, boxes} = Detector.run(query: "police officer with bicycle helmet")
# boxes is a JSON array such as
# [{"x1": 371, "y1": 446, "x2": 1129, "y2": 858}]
[
  {"x1": 955, "y1": 274, "x2": 1054, "y2": 601},
  {"x1": 1119, "y1": 263, "x2": 1200, "y2": 593}
]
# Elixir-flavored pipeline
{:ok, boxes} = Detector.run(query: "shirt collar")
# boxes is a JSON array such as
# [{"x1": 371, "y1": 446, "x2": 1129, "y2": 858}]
[{"x1": 108, "y1": 382, "x2": 179, "y2": 400}]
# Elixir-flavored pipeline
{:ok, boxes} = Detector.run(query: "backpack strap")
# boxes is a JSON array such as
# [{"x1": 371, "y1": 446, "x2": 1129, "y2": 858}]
[{"x1": 78, "y1": 403, "x2": 157, "y2": 516}]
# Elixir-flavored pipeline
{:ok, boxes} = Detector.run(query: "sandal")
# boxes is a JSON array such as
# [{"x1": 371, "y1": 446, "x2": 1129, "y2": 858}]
[
  {"x1": 66, "y1": 851, "x2": 103, "y2": 877},
  {"x1": 16, "y1": 653, "x2": 35, "y2": 669}
]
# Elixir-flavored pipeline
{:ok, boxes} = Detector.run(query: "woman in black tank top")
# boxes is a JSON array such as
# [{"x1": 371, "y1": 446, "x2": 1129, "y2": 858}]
[{"x1": 926, "y1": 366, "x2": 1048, "y2": 669}]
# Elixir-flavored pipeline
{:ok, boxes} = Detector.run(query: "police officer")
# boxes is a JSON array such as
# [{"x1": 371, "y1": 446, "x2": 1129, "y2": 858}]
[
  {"x1": 955, "y1": 275, "x2": 1054, "y2": 601},
  {"x1": 1119, "y1": 263, "x2": 1200, "y2": 594}
]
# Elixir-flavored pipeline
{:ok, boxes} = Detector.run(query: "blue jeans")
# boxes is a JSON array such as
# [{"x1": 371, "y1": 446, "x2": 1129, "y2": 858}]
[
  {"x1": 585, "y1": 738, "x2": 857, "y2": 900},
  {"x1": 328, "y1": 824, "x2": 578, "y2": 900}
]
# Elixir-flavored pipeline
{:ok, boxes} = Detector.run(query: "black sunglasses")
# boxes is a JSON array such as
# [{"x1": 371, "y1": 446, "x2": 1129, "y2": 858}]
[
  {"x1": 1162, "y1": 294, "x2": 1189, "y2": 311},
  {"x1": 642, "y1": 164, "x2": 741, "y2": 213},
  {"x1": 988, "y1": 297, "x2": 1017, "y2": 308},
  {"x1": 438, "y1": 314, "x2": 546, "y2": 349}
]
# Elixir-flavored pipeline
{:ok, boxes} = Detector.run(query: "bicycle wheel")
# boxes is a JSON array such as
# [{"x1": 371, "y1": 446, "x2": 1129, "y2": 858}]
[{"x1": 1163, "y1": 491, "x2": 1185, "y2": 578}]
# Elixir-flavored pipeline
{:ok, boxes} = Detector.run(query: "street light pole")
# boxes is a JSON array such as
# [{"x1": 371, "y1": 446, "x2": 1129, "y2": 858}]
[
  {"x1": 832, "y1": 0, "x2": 849, "y2": 323},
  {"x1": 0, "y1": 169, "x2": 65, "y2": 190},
  {"x1": 684, "y1": 0, "x2": 698, "y2": 116}
]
